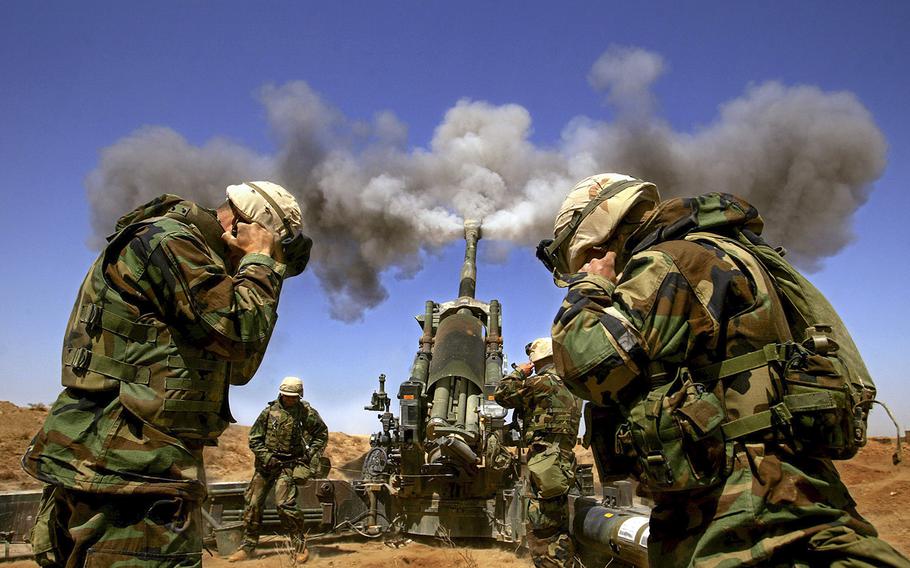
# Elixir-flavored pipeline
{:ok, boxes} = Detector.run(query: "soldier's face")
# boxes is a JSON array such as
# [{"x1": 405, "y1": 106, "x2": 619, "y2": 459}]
[{"x1": 279, "y1": 394, "x2": 299, "y2": 407}]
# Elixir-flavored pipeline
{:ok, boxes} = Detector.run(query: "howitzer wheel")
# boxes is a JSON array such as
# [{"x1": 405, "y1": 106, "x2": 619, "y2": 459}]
[{"x1": 363, "y1": 447, "x2": 390, "y2": 479}]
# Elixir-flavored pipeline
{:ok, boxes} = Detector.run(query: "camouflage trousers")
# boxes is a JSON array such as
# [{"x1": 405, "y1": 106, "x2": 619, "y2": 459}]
[
  {"x1": 239, "y1": 465, "x2": 309, "y2": 552},
  {"x1": 647, "y1": 443, "x2": 910, "y2": 568},
  {"x1": 525, "y1": 437, "x2": 577, "y2": 568},
  {"x1": 31, "y1": 484, "x2": 202, "y2": 568}
]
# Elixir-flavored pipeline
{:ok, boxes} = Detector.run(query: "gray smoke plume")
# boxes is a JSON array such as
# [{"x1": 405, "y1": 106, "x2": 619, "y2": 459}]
[{"x1": 86, "y1": 45, "x2": 886, "y2": 320}]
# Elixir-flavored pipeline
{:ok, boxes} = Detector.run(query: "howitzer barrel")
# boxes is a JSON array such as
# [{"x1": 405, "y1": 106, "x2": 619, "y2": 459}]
[{"x1": 459, "y1": 220, "x2": 482, "y2": 298}]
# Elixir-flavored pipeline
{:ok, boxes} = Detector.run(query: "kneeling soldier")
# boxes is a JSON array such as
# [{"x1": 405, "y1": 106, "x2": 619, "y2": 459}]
[
  {"x1": 229, "y1": 377, "x2": 328, "y2": 563},
  {"x1": 495, "y1": 338, "x2": 582, "y2": 568}
]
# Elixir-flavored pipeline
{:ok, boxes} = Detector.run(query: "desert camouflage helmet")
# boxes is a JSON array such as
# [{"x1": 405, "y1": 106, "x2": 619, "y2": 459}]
[
  {"x1": 525, "y1": 337, "x2": 554, "y2": 365},
  {"x1": 541, "y1": 173, "x2": 659, "y2": 274},
  {"x1": 226, "y1": 181, "x2": 303, "y2": 240},
  {"x1": 278, "y1": 376, "x2": 303, "y2": 397},
  {"x1": 227, "y1": 181, "x2": 313, "y2": 278}
]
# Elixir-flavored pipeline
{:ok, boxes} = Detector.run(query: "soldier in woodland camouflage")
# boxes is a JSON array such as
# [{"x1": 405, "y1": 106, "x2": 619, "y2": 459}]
[
  {"x1": 23, "y1": 182, "x2": 309, "y2": 568},
  {"x1": 229, "y1": 377, "x2": 328, "y2": 563},
  {"x1": 540, "y1": 173, "x2": 910, "y2": 567},
  {"x1": 495, "y1": 338, "x2": 581, "y2": 568}
]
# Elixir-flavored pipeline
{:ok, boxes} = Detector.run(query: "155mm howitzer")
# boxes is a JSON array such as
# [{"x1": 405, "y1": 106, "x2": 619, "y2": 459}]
[
  {"x1": 357, "y1": 221, "x2": 650, "y2": 568},
  {"x1": 361, "y1": 220, "x2": 522, "y2": 540}
]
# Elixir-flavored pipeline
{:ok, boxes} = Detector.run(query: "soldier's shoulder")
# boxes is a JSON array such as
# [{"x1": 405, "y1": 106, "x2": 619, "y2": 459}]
[
  {"x1": 646, "y1": 238, "x2": 734, "y2": 269},
  {"x1": 127, "y1": 215, "x2": 201, "y2": 252}
]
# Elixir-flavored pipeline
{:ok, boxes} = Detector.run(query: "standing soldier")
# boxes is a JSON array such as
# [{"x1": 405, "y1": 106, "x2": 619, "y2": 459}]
[
  {"x1": 537, "y1": 173, "x2": 910, "y2": 566},
  {"x1": 22, "y1": 181, "x2": 310, "y2": 568},
  {"x1": 495, "y1": 338, "x2": 581, "y2": 568},
  {"x1": 228, "y1": 377, "x2": 328, "y2": 563}
]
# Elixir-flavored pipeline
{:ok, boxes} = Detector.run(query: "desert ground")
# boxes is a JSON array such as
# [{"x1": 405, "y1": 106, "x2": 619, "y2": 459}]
[{"x1": 1, "y1": 400, "x2": 907, "y2": 566}]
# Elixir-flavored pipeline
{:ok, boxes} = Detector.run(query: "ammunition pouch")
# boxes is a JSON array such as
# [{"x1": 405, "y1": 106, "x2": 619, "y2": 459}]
[
  {"x1": 693, "y1": 336, "x2": 874, "y2": 460},
  {"x1": 629, "y1": 369, "x2": 730, "y2": 493},
  {"x1": 527, "y1": 442, "x2": 576, "y2": 499},
  {"x1": 30, "y1": 485, "x2": 62, "y2": 567}
]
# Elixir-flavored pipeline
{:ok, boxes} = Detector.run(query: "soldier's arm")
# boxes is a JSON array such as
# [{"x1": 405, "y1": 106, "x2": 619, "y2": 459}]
[
  {"x1": 551, "y1": 247, "x2": 720, "y2": 406},
  {"x1": 304, "y1": 407, "x2": 329, "y2": 458},
  {"x1": 135, "y1": 225, "x2": 284, "y2": 383},
  {"x1": 493, "y1": 368, "x2": 532, "y2": 409},
  {"x1": 248, "y1": 408, "x2": 271, "y2": 464}
]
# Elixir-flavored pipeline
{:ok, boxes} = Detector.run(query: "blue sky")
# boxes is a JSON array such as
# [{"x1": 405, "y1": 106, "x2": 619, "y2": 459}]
[{"x1": 2, "y1": 2, "x2": 909, "y2": 436}]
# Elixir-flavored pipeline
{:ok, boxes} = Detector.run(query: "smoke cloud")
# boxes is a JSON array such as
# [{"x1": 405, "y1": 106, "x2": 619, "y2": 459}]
[{"x1": 86, "y1": 46, "x2": 886, "y2": 320}]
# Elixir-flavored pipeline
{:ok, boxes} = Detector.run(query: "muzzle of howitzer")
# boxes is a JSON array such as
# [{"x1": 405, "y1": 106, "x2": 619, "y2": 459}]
[{"x1": 459, "y1": 220, "x2": 482, "y2": 299}]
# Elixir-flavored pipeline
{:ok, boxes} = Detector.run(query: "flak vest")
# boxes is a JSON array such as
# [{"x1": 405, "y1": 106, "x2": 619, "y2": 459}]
[
  {"x1": 60, "y1": 207, "x2": 231, "y2": 442},
  {"x1": 263, "y1": 401, "x2": 310, "y2": 457},
  {"x1": 525, "y1": 370, "x2": 581, "y2": 441}
]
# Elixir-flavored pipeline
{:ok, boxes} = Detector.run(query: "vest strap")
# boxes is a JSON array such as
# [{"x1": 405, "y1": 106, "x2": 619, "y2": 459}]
[
  {"x1": 166, "y1": 355, "x2": 226, "y2": 374},
  {"x1": 692, "y1": 343, "x2": 788, "y2": 382},
  {"x1": 721, "y1": 391, "x2": 838, "y2": 439},
  {"x1": 80, "y1": 304, "x2": 157, "y2": 343},
  {"x1": 64, "y1": 347, "x2": 151, "y2": 385},
  {"x1": 163, "y1": 399, "x2": 222, "y2": 413}
]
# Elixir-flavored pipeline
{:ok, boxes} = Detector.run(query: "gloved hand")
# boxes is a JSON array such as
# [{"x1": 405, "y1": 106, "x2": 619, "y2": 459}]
[{"x1": 517, "y1": 361, "x2": 534, "y2": 376}]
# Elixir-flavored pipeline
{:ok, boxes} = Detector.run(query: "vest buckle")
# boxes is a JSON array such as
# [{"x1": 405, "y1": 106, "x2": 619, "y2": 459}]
[{"x1": 80, "y1": 304, "x2": 103, "y2": 328}]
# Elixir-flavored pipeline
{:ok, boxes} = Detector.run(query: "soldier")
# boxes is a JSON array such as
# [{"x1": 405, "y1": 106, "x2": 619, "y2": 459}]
[
  {"x1": 228, "y1": 377, "x2": 328, "y2": 563},
  {"x1": 495, "y1": 337, "x2": 581, "y2": 568},
  {"x1": 22, "y1": 181, "x2": 310, "y2": 568},
  {"x1": 538, "y1": 173, "x2": 910, "y2": 567}
]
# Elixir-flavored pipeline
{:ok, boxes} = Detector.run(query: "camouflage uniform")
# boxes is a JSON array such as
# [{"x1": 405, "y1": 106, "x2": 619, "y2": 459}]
[
  {"x1": 239, "y1": 398, "x2": 328, "y2": 553},
  {"x1": 551, "y1": 192, "x2": 909, "y2": 567},
  {"x1": 495, "y1": 364, "x2": 581, "y2": 568},
  {"x1": 22, "y1": 195, "x2": 285, "y2": 568}
]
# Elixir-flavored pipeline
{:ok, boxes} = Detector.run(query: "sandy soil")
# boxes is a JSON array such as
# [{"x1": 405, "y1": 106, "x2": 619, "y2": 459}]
[{"x1": 2, "y1": 400, "x2": 908, "y2": 566}]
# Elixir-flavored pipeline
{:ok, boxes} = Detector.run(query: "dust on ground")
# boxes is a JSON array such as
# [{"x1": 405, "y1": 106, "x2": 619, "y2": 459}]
[{"x1": 2, "y1": 401, "x2": 908, "y2": 565}]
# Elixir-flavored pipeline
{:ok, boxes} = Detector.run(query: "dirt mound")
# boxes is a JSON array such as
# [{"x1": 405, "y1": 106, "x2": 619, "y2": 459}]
[
  {"x1": 0, "y1": 401, "x2": 49, "y2": 490},
  {"x1": 203, "y1": 426, "x2": 371, "y2": 483},
  {"x1": 2, "y1": 401, "x2": 908, "y2": 562}
]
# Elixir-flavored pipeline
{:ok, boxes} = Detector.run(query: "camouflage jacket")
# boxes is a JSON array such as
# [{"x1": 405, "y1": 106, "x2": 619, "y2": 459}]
[
  {"x1": 249, "y1": 399, "x2": 328, "y2": 469},
  {"x1": 494, "y1": 363, "x2": 581, "y2": 444},
  {"x1": 552, "y1": 193, "x2": 779, "y2": 409},
  {"x1": 23, "y1": 195, "x2": 285, "y2": 501}
]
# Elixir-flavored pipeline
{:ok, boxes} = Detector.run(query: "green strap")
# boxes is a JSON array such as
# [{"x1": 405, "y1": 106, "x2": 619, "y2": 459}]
[
  {"x1": 163, "y1": 399, "x2": 222, "y2": 413},
  {"x1": 692, "y1": 343, "x2": 787, "y2": 382},
  {"x1": 64, "y1": 347, "x2": 151, "y2": 385},
  {"x1": 721, "y1": 392, "x2": 838, "y2": 439},
  {"x1": 80, "y1": 304, "x2": 157, "y2": 343},
  {"x1": 165, "y1": 377, "x2": 211, "y2": 392},
  {"x1": 166, "y1": 355, "x2": 226, "y2": 374}
]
